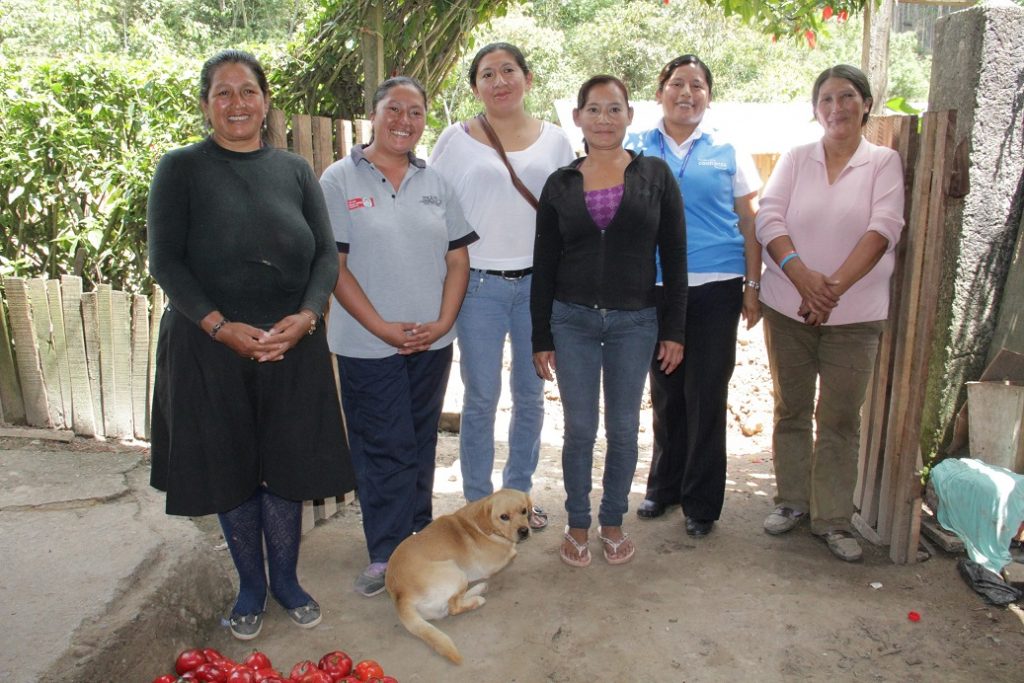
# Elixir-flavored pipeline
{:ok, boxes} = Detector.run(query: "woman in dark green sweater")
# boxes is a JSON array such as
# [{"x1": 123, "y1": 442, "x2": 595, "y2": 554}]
[{"x1": 147, "y1": 50, "x2": 353, "y2": 640}]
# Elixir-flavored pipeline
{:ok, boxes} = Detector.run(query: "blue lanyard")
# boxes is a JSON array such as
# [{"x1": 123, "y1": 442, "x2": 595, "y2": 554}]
[{"x1": 658, "y1": 132, "x2": 700, "y2": 184}]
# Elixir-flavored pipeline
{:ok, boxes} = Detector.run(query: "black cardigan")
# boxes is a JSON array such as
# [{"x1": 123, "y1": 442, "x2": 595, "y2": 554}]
[{"x1": 531, "y1": 151, "x2": 687, "y2": 352}]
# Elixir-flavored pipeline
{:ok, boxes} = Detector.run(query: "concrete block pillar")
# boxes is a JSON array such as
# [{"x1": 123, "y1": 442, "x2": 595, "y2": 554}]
[{"x1": 923, "y1": 3, "x2": 1024, "y2": 457}]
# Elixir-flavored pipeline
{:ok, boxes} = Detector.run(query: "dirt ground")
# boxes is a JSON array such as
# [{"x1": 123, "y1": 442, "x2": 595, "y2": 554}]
[
  {"x1": 13, "y1": 324, "x2": 1024, "y2": 681},
  {"x1": 212, "y1": 322, "x2": 1023, "y2": 682}
]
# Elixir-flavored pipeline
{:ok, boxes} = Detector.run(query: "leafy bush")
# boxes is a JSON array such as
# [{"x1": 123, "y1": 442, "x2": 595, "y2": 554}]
[{"x1": 0, "y1": 55, "x2": 203, "y2": 291}]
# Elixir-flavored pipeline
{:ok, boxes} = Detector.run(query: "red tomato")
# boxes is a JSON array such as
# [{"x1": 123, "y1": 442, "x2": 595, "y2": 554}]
[
  {"x1": 176, "y1": 649, "x2": 209, "y2": 675},
  {"x1": 151, "y1": 675, "x2": 178, "y2": 683},
  {"x1": 317, "y1": 651, "x2": 353, "y2": 680},
  {"x1": 336, "y1": 677, "x2": 360, "y2": 683},
  {"x1": 379, "y1": 677, "x2": 398, "y2": 683},
  {"x1": 193, "y1": 662, "x2": 228, "y2": 683},
  {"x1": 251, "y1": 667, "x2": 283, "y2": 682},
  {"x1": 243, "y1": 651, "x2": 273, "y2": 671},
  {"x1": 226, "y1": 667, "x2": 256, "y2": 683},
  {"x1": 300, "y1": 671, "x2": 334, "y2": 683},
  {"x1": 352, "y1": 661, "x2": 384, "y2": 682},
  {"x1": 203, "y1": 648, "x2": 227, "y2": 664},
  {"x1": 290, "y1": 660, "x2": 319, "y2": 680}
]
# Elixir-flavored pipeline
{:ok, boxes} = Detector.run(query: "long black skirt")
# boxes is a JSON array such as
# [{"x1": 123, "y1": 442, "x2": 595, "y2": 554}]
[{"x1": 150, "y1": 306, "x2": 355, "y2": 516}]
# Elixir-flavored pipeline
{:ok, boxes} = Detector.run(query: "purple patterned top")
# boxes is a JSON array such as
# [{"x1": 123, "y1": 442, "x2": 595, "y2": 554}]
[{"x1": 584, "y1": 184, "x2": 624, "y2": 230}]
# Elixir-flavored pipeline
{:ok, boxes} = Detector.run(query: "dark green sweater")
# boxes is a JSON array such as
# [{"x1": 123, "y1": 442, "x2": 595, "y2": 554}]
[{"x1": 147, "y1": 138, "x2": 338, "y2": 327}]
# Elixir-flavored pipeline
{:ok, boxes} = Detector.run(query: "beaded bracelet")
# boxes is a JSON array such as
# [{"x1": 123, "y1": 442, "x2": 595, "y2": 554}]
[
  {"x1": 744, "y1": 279, "x2": 761, "y2": 291},
  {"x1": 209, "y1": 318, "x2": 229, "y2": 339},
  {"x1": 301, "y1": 310, "x2": 318, "y2": 336}
]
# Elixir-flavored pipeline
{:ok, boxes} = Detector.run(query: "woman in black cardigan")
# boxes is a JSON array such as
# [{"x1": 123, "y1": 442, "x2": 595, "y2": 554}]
[{"x1": 531, "y1": 75, "x2": 687, "y2": 568}]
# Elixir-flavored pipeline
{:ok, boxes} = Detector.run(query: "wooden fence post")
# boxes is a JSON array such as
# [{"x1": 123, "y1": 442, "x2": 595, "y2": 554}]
[
  {"x1": 311, "y1": 116, "x2": 334, "y2": 177},
  {"x1": 60, "y1": 276, "x2": 97, "y2": 437},
  {"x1": 3, "y1": 277, "x2": 51, "y2": 427},
  {"x1": 0, "y1": 290, "x2": 26, "y2": 425},
  {"x1": 292, "y1": 114, "x2": 314, "y2": 168},
  {"x1": 267, "y1": 109, "x2": 287, "y2": 149},
  {"x1": 131, "y1": 295, "x2": 150, "y2": 440},
  {"x1": 27, "y1": 278, "x2": 65, "y2": 428}
]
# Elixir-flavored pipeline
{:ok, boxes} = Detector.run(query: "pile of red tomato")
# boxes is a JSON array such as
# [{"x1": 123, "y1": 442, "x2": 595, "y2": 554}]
[{"x1": 150, "y1": 647, "x2": 397, "y2": 683}]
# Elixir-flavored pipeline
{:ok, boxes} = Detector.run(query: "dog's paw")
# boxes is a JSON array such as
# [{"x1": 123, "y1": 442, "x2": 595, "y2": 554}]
[{"x1": 466, "y1": 582, "x2": 488, "y2": 598}]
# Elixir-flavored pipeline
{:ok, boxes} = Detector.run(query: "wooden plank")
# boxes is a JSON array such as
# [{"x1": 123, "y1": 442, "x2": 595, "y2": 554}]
[
  {"x1": 3, "y1": 278, "x2": 50, "y2": 427},
  {"x1": 26, "y1": 278, "x2": 64, "y2": 428},
  {"x1": 354, "y1": 119, "x2": 372, "y2": 146},
  {"x1": 80, "y1": 292, "x2": 105, "y2": 437},
  {"x1": 336, "y1": 119, "x2": 354, "y2": 160},
  {"x1": 920, "y1": 513, "x2": 964, "y2": 553},
  {"x1": 851, "y1": 512, "x2": 884, "y2": 546},
  {"x1": 302, "y1": 500, "x2": 316, "y2": 534},
  {"x1": 95, "y1": 284, "x2": 116, "y2": 436},
  {"x1": 111, "y1": 290, "x2": 134, "y2": 438},
  {"x1": 752, "y1": 153, "x2": 779, "y2": 187},
  {"x1": 46, "y1": 279, "x2": 73, "y2": 429},
  {"x1": 856, "y1": 115, "x2": 919, "y2": 526},
  {"x1": 0, "y1": 290, "x2": 26, "y2": 425},
  {"x1": 267, "y1": 108, "x2": 287, "y2": 149},
  {"x1": 60, "y1": 276, "x2": 96, "y2": 437},
  {"x1": 311, "y1": 116, "x2": 333, "y2": 178},
  {"x1": 131, "y1": 295, "x2": 149, "y2": 440},
  {"x1": 888, "y1": 111, "x2": 957, "y2": 564},
  {"x1": 0, "y1": 426, "x2": 74, "y2": 441},
  {"x1": 292, "y1": 114, "x2": 313, "y2": 168},
  {"x1": 877, "y1": 112, "x2": 937, "y2": 543},
  {"x1": 147, "y1": 287, "x2": 165, "y2": 440}
]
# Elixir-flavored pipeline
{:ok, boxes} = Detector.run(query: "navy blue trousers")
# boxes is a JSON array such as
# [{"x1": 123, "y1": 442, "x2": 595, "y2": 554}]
[{"x1": 337, "y1": 345, "x2": 453, "y2": 563}]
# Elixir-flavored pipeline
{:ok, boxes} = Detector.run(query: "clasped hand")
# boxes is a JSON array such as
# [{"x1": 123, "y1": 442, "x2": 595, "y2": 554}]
[
  {"x1": 794, "y1": 268, "x2": 841, "y2": 326},
  {"x1": 378, "y1": 320, "x2": 446, "y2": 355},
  {"x1": 219, "y1": 312, "x2": 312, "y2": 362}
]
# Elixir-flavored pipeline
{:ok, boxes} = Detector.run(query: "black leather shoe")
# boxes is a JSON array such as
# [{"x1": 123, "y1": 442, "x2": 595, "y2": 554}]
[
  {"x1": 636, "y1": 499, "x2": 666, "y2": 519},
  {"x1": 685, "y1": 518, "x2": 714, "y2": 537}
]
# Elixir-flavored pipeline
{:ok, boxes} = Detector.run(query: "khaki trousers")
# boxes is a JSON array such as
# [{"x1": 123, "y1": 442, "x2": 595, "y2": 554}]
[{"x1": 762, "y1": 306, "x2": 883, "y2": 535}]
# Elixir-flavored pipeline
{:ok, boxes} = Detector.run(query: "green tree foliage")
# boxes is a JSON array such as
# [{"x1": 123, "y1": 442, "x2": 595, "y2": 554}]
[
  {"x1": 433, "y1": 0, "x2": 930, "y2": 130},
  {"x1": 0, "y1": 56, "x2": 202, "y2": 290},
  {"x1": 0, "y1": 0, "x2": 314, "y2": 59},
  {"x1": 271, "y1": 1, "x2": 510, "y2": 119}
]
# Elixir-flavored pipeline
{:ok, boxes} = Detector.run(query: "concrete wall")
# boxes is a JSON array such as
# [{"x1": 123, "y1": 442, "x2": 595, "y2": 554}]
[
  {"x1": 923, "y1": 4, "x2": 1024, "y2": 457},
  {"x1": 989, "y1": 207, "x2": 1024, "y2": 360}
]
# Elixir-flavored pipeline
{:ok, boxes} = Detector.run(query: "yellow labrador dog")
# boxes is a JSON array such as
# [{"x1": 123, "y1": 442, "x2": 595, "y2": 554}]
[{"x1": 385, "y1": 489, "x2": 532, "y2": 664}]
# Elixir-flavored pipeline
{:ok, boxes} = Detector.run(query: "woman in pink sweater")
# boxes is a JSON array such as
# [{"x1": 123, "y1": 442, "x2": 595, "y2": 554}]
[{"x1": 754, "y1": 64, "x2": 905, "y2": 562}]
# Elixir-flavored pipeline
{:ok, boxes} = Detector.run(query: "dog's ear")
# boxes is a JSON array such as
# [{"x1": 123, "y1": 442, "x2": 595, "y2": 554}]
[{"x1": 476, "y1": 497, "x2": 497, "y2": 536}]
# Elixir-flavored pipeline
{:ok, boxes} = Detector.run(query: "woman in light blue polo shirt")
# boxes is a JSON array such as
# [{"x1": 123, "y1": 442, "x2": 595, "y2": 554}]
[
  {"x1": 626, "y1": 54, "x2": 762, "y2": 537},
  {"x1": 320, "y1": 76, "x2": 478, "y2": 597}
]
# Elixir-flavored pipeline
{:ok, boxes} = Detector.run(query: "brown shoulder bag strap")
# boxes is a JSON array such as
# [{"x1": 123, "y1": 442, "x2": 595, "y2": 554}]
[{"x1": 475, "y1": 113, "x2": 539, "y2": 210}]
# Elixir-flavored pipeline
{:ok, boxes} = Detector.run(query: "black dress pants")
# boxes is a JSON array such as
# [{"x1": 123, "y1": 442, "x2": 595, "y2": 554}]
[{"x1": 645, "y1": 279, "x2": 743, "y2": 521}]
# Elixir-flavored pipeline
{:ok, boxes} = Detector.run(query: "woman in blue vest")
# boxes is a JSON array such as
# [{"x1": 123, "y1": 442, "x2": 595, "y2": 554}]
[{"x1": 627, "y1": 54, "x2": 762, "y2": 537}]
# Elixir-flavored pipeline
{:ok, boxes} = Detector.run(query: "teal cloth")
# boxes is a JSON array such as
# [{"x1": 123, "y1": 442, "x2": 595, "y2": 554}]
[{"x1": 931, "y1": 458, "x2": 1024, "y2": 574}]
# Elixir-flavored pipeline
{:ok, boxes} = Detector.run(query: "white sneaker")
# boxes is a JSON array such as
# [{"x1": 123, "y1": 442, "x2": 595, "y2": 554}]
[{"x1": 763, "y1": 506, "x2": 805, "y2": 535}]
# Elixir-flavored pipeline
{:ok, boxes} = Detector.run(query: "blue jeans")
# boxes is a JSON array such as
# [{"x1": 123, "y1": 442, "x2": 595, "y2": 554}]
[
  {"x1": 456, "y1": 271, "x2": 544, "y2": 501},
  {"x1": 550, "y1": 300, "x2": 659, "y2": 529}
]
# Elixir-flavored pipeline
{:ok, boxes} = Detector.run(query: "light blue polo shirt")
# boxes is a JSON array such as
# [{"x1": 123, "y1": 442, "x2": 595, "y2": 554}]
[
  {"x1": 627, "y1": 125, "x2": 757, "y2": 283},
  {"x1": 320, "y1": 146, "x2": 477, "y2": 359}
]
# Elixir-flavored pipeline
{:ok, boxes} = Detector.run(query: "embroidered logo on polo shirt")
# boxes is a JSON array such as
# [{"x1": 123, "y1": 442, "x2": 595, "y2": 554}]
[
  {"x1": 347, "y1": 197, "x2": 376, "y2": 210},
  {"x1": 698, "y1": 159, "x2": 728, "y2": 170},
  {"x1": 420, "y1": 195, "x2": 442, "y2": 207}
]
